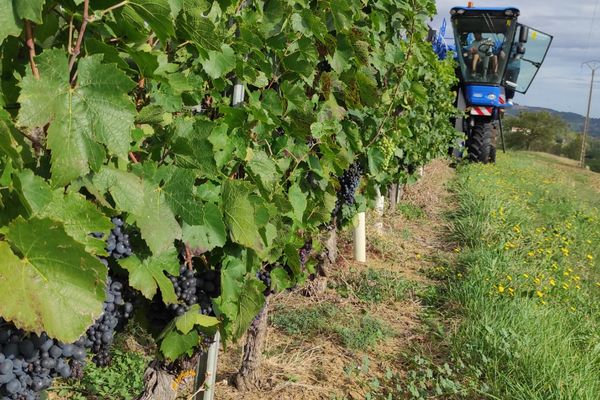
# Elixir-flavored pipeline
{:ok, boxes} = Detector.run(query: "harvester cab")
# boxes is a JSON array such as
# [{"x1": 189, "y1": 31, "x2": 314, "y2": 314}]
[{"x1": 450, "y1": 4, "x2": 552, "y2": 163}]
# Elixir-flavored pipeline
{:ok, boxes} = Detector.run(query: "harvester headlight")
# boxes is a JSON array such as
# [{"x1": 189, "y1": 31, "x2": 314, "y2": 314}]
[
  {"x1": 487, "y1": 94, "x2": 497, "y2": 100},
  {"x1": 450, "y1": 9, "x2": 456, "y2": 15},
  {"x1": 505, "y1": 10, "x2": 514, "y2": 16},
  {"x1": 457, "y1": 9, "x2": 465, "y2": 14}
]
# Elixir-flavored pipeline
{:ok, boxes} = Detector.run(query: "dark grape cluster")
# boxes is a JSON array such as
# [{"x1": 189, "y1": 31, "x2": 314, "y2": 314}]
[
  {"x1": 316, "y1": 60, "x2": 332, "y2": 73},
  {"x1": 91, "y1": 217, "x2": 132, "y2": 268},
  {"x1": 82, "y1": 278, "x2": 133, "y2": 367},
  {"x1": 167, "y1": 266, "x2": 220, "y2": 317},
  {"x1": 299, "y1": 240, "x2": 313, "y2": 269},
  {"x1": 332, "y1": 162, "x2": 363, "y2": 218},
  {"x1": 256, "y1": 270, "x2": 273, "y2": 296},
  {"x1": 0, "y1": 320, "x2": 87, "y2": 400}
]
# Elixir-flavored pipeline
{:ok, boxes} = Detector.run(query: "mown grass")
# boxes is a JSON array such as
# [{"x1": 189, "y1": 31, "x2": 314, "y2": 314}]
[
  {"x1": 333, "y1": 268, "x2": 417, "y2": 304},
  {"x1": 270, "y1": 302, "x2": 392, "y2": 351},
  {"x1": 445, "y1": 152, "x2": 600, "y2": 399}
]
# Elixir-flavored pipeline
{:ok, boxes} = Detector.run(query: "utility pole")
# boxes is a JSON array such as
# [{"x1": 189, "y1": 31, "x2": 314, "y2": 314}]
[{"x1": 580, "y1": 61, "x2": 600, "y2": 168}]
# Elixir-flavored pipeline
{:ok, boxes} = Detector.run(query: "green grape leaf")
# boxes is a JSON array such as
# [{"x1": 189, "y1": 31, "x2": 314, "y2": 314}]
[
  {"x1": 182, "y1": 203, "x2": 227, "y2": 253},
  {"x1": 0, "y1": 2, "x2": 21, "y2": 43},
  {"x1": 119, "y1": 250, "x2": 179, "y2": 304},
  {"x1": 202, "y1": 44, "x2": 236, "y2": 79},
  {"x1": 15, "y1": 0, "x2": 45, "y2": 23},
  {"x1": 94, "y1": 167, "x2": 182, "y2": 255},
  {"x1": 172, "y1": 136, "x2": 218, "y2": 177},
  {"x1": 177, "y1": 7, "x2": 221, "y2": 51},
  {"x1": 0, "y1": 217, "x2": 107, "y2": 343},
  {"x1": 290, "y1": 10, "x2": 327, "y2": 40},
  {"x1": 246, "y1": 149, "x2": 279, "y2": 193},
  {"x1": 287, "y1": 183, "x2": 307, "y2": 223},
  {"x1": 162, "y1": 168, "x2": 197, "y2": 223},
  {"x1": 331, "y1": 0, "x2": 354, "y2": 31},
  {"x1": 221, "y1": 180, "x2": 264, "y2": 252},
  {"x1": 17, "y1": 50, "x2": 136, "y2": 186},
  {"x1": 160, "y1": 329, "x2": 199, "y2": 361},
  {"x1": 0, "y1": 0, "x2": 46, "y2": 43},
  {"x1": 214, "y1": 266, "x2": 265, "y2": 341},
  {"x1": 0, "y1": 109, "x2": 24, "y2": 168},
  {"x1": 167, "y1": 0, "x2": 184, "y2": 17},
  {"x1": 16, "y1": 170, "x2": 113, "y2": 254},
  {"x1": 126, "y1": 0, "x2": 175, "y2": 42},
  {"x1": 175, "y1": 305, "x2": 219, "y2": 334},
  {"x1": 330, "y1": 35, "x2": 353, "y2": 73},
  {"x1": 270, "y1": 266, "x2": 292, "y2": 292},
  {"x1": 208, "y1": 124, "x2": 234, "y2": 169}
]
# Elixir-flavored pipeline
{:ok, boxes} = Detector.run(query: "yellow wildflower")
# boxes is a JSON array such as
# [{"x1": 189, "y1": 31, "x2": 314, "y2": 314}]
[
  {"x1": 536, "y1": 290, "x2": 544, "y2": 298},
  {"x1": 549, "y1": 278, "x2": 556, "y2": 286},
  {"x1": 587, "y1": 254, "x2": 594, "y2": 261},
  {"x1": 497, "y1": 285, "x2": 505, "y2": 294}
]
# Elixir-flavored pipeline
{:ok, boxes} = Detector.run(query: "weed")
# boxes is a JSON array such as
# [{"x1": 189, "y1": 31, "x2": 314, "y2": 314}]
[
  {"x1": 271, "y1": 303, "x2": 391, "y2": 350},
  {"x1": 270, "y1": 303, "x2": 340, "y2": 336},
  {"x1": 336, "y1": 315, "x2": 389, "y2": 350},
  {"x1": 344, "y1": 354, "x2": 483, "y2": 399},
  {"x1": 51, "y1": 349, "x2": 148, "y2": 400},
  {"x1": 338, "y1": 268, "x2": 416, "y2": 304},
  {"x1": 397, "y1": 203, "x2": 426, "y2": 220}
]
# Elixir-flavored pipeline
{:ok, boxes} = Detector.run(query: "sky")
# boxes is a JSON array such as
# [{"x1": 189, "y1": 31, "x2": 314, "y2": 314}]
[{"x1": 431, "y1": 0, "x2": 600, "y2": 118}]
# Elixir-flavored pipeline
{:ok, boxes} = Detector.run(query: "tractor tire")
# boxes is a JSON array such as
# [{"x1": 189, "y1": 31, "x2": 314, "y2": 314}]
[{"x1": 467, "y1": 121, "x2": 496, "y2": 164}]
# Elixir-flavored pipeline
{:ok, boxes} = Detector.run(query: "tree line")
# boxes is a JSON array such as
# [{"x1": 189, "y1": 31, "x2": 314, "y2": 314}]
[{"x1": 503, "y1": 111, "x2": 600, "y2": 171}]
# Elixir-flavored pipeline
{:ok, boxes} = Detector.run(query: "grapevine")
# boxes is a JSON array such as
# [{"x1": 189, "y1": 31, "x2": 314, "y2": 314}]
[{"x1": 0, "y1": 0, "x2": 458, "y2": 394}]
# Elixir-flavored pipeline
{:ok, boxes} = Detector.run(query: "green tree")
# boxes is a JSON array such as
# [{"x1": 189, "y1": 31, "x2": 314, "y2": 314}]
[
  {"x1": 504, "y1": 111, "x2": 569, "y2": 151},
  {"x1": 562, "y1": 134, "x2": 583, "y2": 160}
]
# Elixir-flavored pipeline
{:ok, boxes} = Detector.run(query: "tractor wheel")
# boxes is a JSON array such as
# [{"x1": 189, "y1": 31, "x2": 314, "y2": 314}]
[{"x1": 467, "y1": 121, "x2": 496, "y2": 164}]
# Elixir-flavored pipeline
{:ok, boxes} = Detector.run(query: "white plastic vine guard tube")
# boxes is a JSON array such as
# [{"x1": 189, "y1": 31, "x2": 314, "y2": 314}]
[
  {"x1": 374, "y1": 187, "x2": 385, "y2": 234},
  {"x1": 354, "y1": 212, "x2": 367, "y2": 262},
  {"x1": 194, "y1": 330, "x2": 220, "y2": 400}
]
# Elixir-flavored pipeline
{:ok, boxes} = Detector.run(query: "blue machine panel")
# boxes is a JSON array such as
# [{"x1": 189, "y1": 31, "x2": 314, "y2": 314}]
[{"x1": 464, "y1": 85, "x2": 504, "y2": 107}]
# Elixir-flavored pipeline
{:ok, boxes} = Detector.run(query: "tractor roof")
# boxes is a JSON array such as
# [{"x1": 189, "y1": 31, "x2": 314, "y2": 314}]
[{"x1": 450, "y1": 6, "x2": 520, "y2": 18}]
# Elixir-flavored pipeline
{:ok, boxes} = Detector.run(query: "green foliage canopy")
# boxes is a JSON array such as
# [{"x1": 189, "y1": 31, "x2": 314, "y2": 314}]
[{"x1": 0, "y1": 0, "x2": 458, "y2": 358}]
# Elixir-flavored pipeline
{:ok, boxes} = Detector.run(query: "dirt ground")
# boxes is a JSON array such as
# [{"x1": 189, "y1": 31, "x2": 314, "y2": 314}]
[{"x1": 212, "y1": 160, "x2": 456, "y2": 400}]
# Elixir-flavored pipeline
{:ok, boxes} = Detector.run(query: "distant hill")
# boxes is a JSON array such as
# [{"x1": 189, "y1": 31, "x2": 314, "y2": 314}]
[{"x1": 505, "y1": 105, "x2": 600, "y2": 138}]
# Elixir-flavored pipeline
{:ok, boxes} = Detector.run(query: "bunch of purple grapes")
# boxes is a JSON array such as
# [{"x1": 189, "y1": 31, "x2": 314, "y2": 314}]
[
  {"x1": 87, "y1": 217, "x2": 135, "y2": 367},
  {"x1": 167, "y1": 265, "x2": 221, "y2": 317},
  {"x1": 256, "y1": 270, "x2": 273, "y2": 296},
  {"x1": 91, "y1": 217, "x2": 132, "y2": 261},
  {"x1": 332, "y1": 162, "x2": 363, "y2": 220},
  {"x1": 81, "y1": 278, "x2": 133, "y2": 367},
  {"x1": 0, "y1": 320, "x2": 87, "y2": 400}
]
